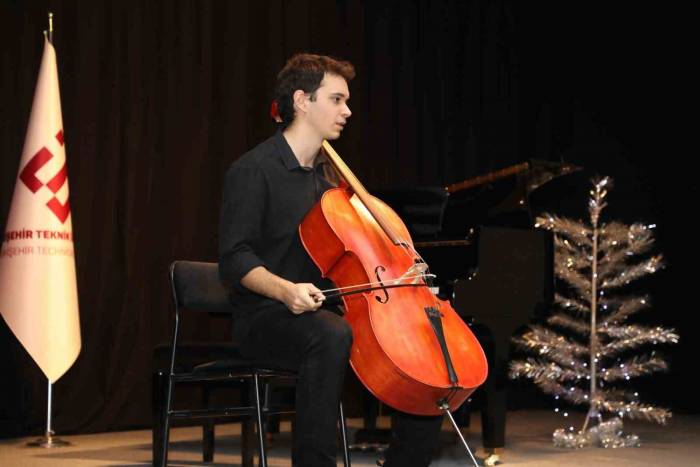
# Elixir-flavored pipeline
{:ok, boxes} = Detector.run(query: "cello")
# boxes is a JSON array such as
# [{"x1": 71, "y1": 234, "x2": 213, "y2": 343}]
[{"x1": 299, "y1": 141, "x2": 488, "y2": 457}]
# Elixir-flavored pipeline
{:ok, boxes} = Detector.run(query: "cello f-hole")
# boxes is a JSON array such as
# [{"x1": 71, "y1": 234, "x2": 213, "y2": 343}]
[{"x1": 374, "y1": 265, "x2": 389, "y2": 303}]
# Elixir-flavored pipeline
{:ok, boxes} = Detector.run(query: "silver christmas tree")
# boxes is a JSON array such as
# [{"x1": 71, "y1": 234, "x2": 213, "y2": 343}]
[{"x1": 509, "y1": 176, "x2": 679, "y2": 448}]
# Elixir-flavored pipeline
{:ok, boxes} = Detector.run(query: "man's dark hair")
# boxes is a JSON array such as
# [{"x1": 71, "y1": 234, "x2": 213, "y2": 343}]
[{"x1": 274, "y1": 53, "x2": 355, "y2": 129}]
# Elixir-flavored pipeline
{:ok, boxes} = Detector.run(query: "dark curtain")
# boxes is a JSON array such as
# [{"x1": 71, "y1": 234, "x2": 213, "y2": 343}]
[{"x1": 1, "y1": 0, "x2": 694, "y2": 436}]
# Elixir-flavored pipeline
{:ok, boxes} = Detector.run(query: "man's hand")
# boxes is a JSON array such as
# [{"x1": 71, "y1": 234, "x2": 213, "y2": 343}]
[
  {"x1": 240, "y1": 266, "x2": 325, "y2": 314},
  {"x1": 282, "y1": 283, "x2": 326, "y2": 314}
]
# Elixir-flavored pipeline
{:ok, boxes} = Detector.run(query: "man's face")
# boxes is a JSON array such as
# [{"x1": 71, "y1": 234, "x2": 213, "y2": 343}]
[{"x1": 304, "y1": 73, "x2": 352, "y2": 140}]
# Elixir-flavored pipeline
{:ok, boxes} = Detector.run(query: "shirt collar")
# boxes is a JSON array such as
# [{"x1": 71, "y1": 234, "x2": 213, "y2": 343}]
[{"x1": 273, "y1": 130, "x2": 328, "y2": 172}]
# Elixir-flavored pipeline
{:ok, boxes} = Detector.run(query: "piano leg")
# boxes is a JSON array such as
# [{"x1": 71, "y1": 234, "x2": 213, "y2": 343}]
[
  {"x1": 461, "y1": 322, "x2": 507, "y2": 462},
  {"x1": 480, "y1": 367, "x2": 507, "y2": 462}
]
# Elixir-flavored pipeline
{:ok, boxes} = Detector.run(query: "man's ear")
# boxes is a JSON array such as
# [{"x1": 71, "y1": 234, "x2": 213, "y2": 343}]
[{"x1": 292, "y1": 89, "x2": 308, "y2": 115}]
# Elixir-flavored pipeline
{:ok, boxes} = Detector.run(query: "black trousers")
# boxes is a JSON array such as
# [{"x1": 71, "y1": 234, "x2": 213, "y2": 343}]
[{"x1": 239, "y1": 306, "x2": 443, "y2": 467}]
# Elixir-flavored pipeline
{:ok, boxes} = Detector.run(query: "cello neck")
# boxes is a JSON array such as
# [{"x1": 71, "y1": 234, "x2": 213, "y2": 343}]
[{"x1": 321, "y1": 140, "x2": 405, "y2": 246}]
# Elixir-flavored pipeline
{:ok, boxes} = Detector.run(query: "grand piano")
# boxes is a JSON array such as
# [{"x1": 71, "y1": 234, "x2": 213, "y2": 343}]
[{"x1": 359, "y1": 159, "x2": 581, "y2": 462}]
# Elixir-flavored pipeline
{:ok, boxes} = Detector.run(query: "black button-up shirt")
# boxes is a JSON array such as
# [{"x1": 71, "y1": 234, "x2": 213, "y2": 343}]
[{"x1": 219, "y1": 131, "x2": 336, "y2": 336}]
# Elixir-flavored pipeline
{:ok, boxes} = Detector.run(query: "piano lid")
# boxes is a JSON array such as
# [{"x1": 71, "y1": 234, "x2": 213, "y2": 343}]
[
  {"x1": 374, "y1": 159, "x2": 582, "y2": 240},
  {"x1": 374, "y1": 160, "x2": 581, "y2": 284},
  {"x1": 441, "y1": 159, "x2": 582, "y2": 235},
  {"x1": 445, "y1": 159, "x2": 581, "y2": 196},
  {"x1": 524, "y1": 159, "x2": 582, "y2": 194}
]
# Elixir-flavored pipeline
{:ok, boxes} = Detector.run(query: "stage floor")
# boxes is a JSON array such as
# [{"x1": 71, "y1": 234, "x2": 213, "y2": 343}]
[{"x1": 1, "y1": 410, "x2": 698, "y2": 466}]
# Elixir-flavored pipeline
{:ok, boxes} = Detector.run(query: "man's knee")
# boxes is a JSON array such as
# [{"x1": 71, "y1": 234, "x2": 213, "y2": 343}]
[
  {"x1": 306, "y1": 311, "x2": 353, "y2": 357},
  {"x1": 334, "y1": 316, "x2": 353, "y2": 349},
  {"x1": 321, "y1": 312, "x2": 353, "y2": 355}
]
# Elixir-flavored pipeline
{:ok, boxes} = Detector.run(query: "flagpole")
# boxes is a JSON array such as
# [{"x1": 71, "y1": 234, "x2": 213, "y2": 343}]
[
  {"x1": 27, "y1": 380, "x2": 70, "y2": 447},
  {"x1": 47, "y1": 380, "x2": 53, "y2": 436},
  {"x1": 48, "y1": 11, "x2": 53, "y2": 43},
  {"x1": 26, "y1": 13, "x2": 72, "y2": 449}
]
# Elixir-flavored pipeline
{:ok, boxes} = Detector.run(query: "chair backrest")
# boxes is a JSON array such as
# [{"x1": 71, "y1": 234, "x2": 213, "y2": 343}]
[{"x1": 170, "y1": 261, "x2": 233, "y2": 313}]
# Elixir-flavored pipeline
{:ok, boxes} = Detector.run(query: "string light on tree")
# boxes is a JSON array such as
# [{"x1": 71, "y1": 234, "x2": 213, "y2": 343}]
[{"x1": 509, "y1": 176, "x2": 678, "y2": 448}]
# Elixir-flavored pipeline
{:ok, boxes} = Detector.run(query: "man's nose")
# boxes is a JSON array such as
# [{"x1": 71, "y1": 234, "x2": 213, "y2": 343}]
[{"x1": 342, "y1": 103, "x2": 352, "y2": 118}]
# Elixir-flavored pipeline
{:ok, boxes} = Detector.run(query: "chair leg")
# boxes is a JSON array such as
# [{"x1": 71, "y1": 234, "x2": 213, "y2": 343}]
[
  {"x1": 242, "y1": 419, "x2": 255, "y2": 467},
  {"x1": 252, "y1": 374, "x2": 267, "y2": 467},
  {"x1": 159, "y1": 375, "x2": 174, "y2": 467},
  {"x1": 264, "y1": 382, "x2": 279, "y2": 435},
  {"x1": 240, "y1": 380, "x2": 255, "y2": 467},
  {"x1": 339, "y1": 401, "x2": 351, "y2": 467},
  {"x1": 152, "y1": 371, "x2": 166, "y2": 467},
  {"x1": 290, "y1": 417, "x2": 296, "y2": 467},
  {"x1": 202, "y1": 385, "x2": 214, "y2": 462}
]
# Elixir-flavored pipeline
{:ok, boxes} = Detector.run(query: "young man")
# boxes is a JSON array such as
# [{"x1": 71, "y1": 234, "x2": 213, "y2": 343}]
[{"x1": 219, "y1": 53, "x2": 443, "y2": 467}]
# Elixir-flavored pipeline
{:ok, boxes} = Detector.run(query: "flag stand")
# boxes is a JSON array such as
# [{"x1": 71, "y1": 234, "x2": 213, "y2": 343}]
[
  {"x1": 26, "y1": 380, "x2": 70, "y2": 448},
  {"x1": 25, "y1": 12, "x2": 70, "y2": 449},
  {"x1": 2, "y1": 10, "x2": 79, "y2": 448}
]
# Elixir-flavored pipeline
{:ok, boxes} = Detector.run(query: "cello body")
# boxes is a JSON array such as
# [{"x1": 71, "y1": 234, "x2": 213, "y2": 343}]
[{"x1": 299, "y1": 183, "x2": 488, "y2": 416}]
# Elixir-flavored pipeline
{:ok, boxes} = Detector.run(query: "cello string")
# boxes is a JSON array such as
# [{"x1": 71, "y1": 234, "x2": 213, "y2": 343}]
[
  {"x1": 384, "y1": 226, "x2": 434, "y2": 292},
  {"x1": 322, "y1": 140, "x2": 430, "y2": 279},
  {"x1": 329, "y1": 144, "x2": 432, "y2": 285},
  {"x1": 343, "y1": 174, "x2": 427, "y2": 271},
  {"x1": 326, "y1": 141, "x2": 442, "y2": 308},
  {"x1": 373, "y1": 227, "x2": 442, "y2": 308},
  {"x1": 387, "y1": 223, "x2": 428, "y2": 266}
]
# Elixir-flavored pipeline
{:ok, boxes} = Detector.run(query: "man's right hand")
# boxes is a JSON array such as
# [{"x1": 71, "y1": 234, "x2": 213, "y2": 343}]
[
  {"x1": 240, "y1": 266, "x2": 326, "y2": 314},
  {"x1": 282, "y1": 282, "x2": 326, "y2": 314}
]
